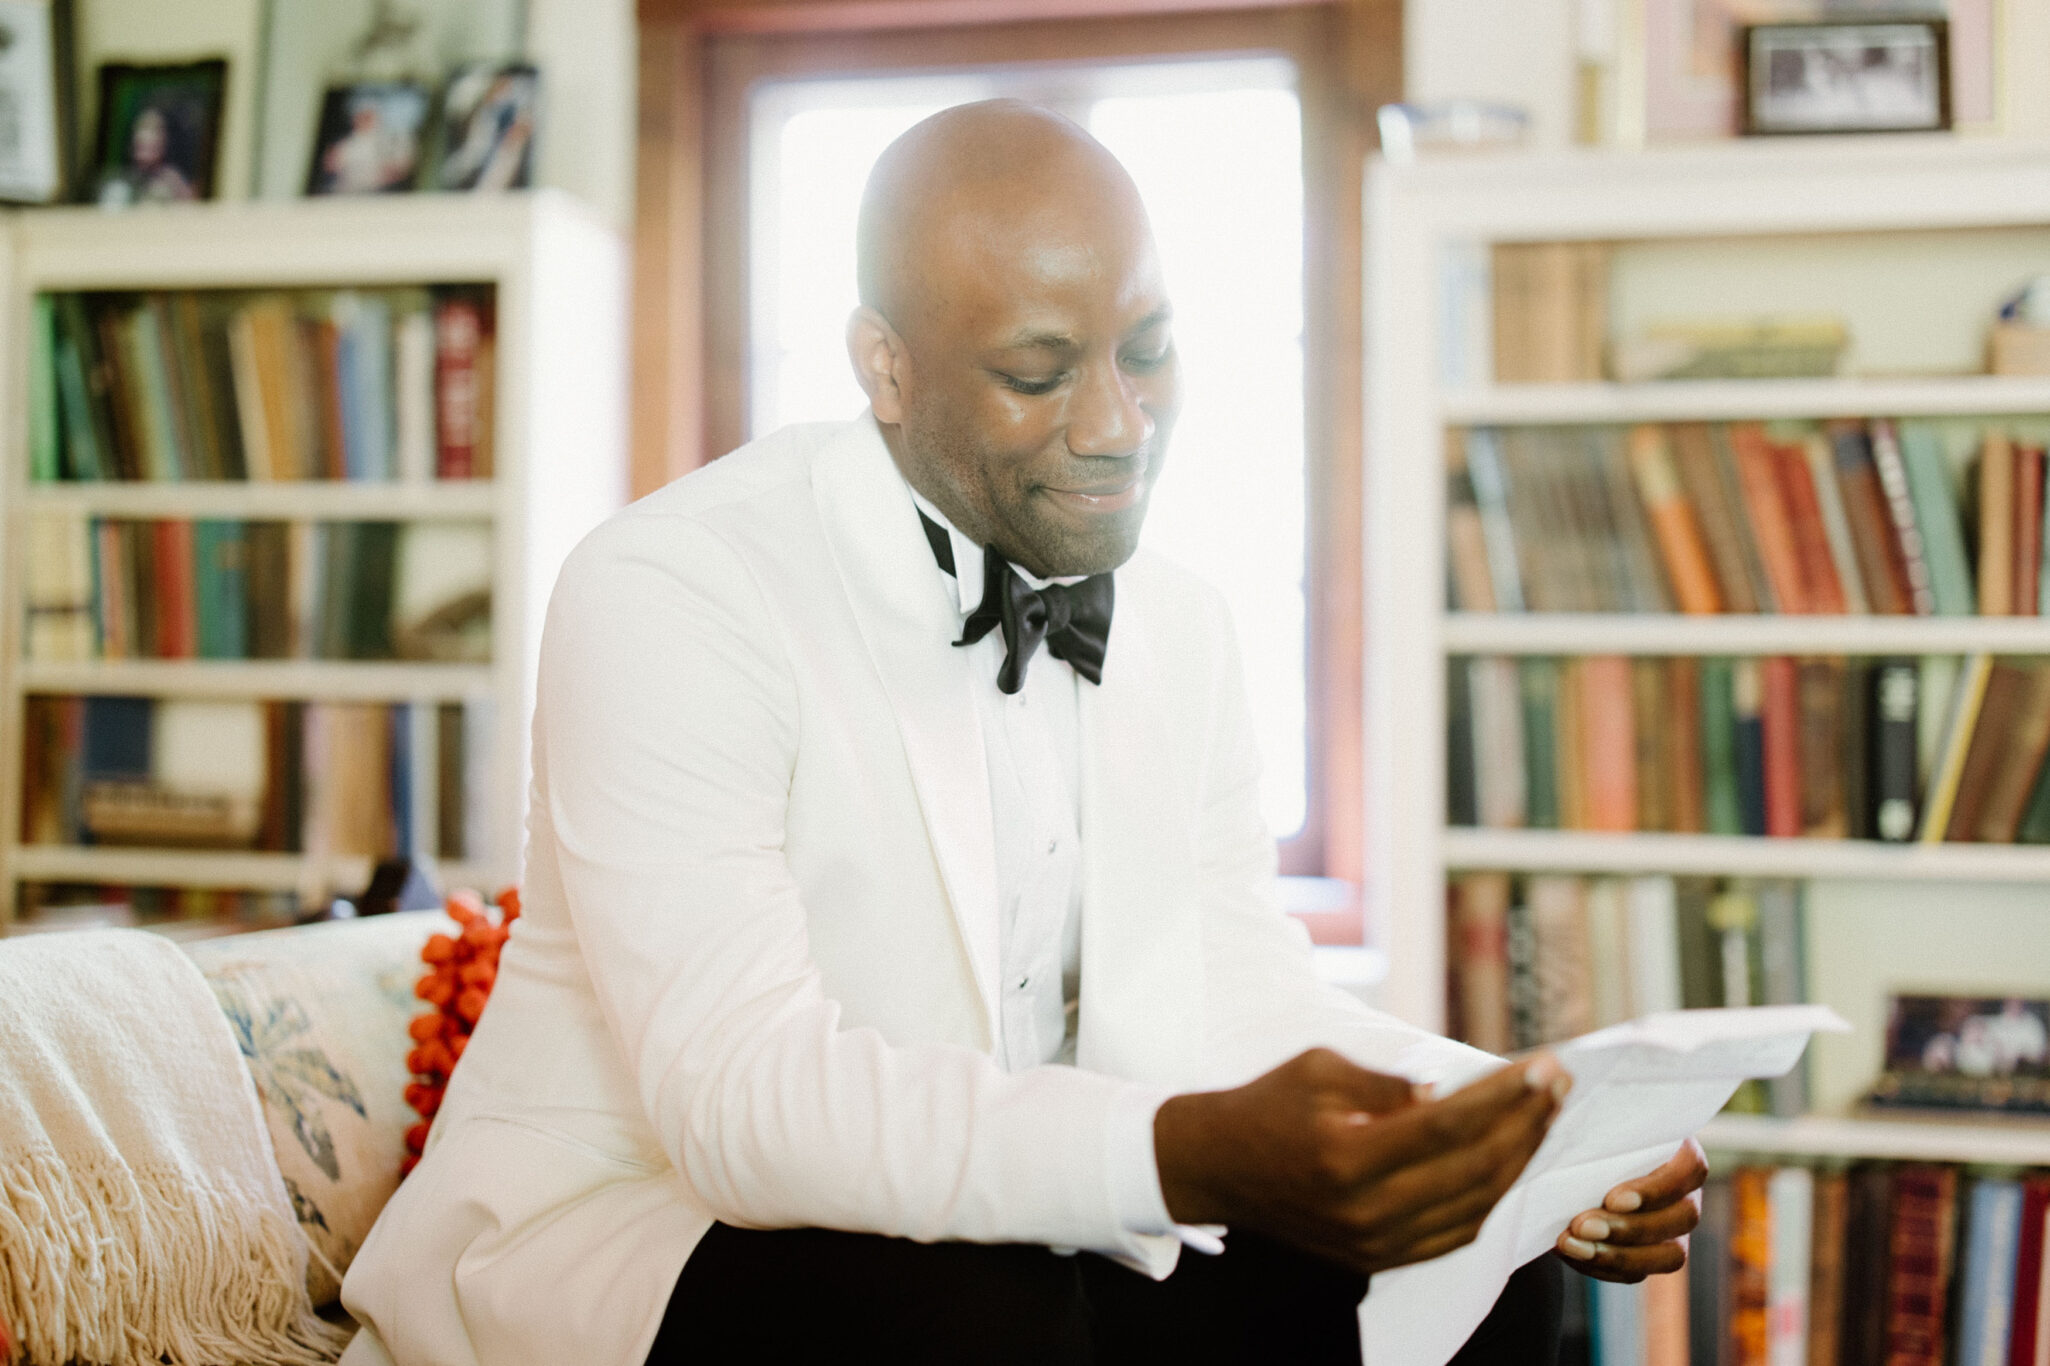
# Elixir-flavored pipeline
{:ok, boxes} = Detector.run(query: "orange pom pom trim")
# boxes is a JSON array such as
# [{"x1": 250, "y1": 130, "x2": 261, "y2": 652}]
[{"x1": 397, "y1": 886, "x2": 521, "y2": 1180}]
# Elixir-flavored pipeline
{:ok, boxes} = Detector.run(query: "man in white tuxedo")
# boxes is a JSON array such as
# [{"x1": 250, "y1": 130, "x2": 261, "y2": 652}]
[{"x1": 340, "y1": 100, "x2": 1703, "y2": 1366}]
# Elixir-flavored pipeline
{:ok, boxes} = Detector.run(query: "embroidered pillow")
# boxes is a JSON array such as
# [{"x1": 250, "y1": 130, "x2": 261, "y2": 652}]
[{"x1": 187, "y1": 910, "x2": 450, "y2": 1306}]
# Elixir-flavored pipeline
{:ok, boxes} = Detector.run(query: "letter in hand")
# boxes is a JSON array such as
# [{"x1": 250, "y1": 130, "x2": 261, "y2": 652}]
[
  {"x1": 1154, "y1": 1048, "x2": 1569, "y2": 1278},
  {"x1": 1554, "y1": 1136, "x2": 1708, "y2": 1283}
]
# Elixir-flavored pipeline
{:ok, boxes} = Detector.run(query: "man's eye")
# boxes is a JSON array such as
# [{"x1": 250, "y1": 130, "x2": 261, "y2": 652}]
[
  {"x1": 1122, "y1": 347, "x2": 1172, "y2": 373},
  {"x1": 997, "y1": 372, "x2": 1063, "y2": 396}
]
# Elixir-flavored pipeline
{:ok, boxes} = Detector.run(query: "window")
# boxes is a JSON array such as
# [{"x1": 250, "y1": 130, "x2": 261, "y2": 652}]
[{"x1": 746, "y1": 58, "x2": 1310, "y2": 838}]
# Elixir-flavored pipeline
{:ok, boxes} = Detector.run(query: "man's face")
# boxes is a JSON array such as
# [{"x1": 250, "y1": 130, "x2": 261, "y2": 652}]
[{"x1": 886, "y1": 193, "x2": 1181, "y2": 580}]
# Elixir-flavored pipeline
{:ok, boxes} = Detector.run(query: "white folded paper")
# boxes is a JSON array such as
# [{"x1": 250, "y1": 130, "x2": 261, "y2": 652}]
[{"x1": 1357, "y1": 1004, "x2": 1850, "y2": 1365}]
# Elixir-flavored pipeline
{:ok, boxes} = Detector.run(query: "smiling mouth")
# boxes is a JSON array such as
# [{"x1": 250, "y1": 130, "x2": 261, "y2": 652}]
[{"x1": 1044, "y1": 478, "x2": 1146, "y2": 514}]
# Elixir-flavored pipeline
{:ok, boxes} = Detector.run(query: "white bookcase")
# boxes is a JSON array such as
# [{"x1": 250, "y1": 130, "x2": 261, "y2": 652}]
[
  {"x1": 1363, "y1": 138, "x2": 2050, "y2": 1166},
  {"x1": 0, "y1": 191, "x2": 627, "y2": 928}
]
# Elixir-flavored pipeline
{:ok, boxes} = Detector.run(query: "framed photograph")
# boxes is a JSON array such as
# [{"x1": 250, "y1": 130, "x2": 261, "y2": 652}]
[
  {"x1": 0, "y1": 0, "x2": 66, "y2": 202},
  {"x1": 1868, "y1": 992, "x2": 2050, "y2": 1115},
  {"x1": 90, "y1": 60, "x2": 225, "y2": 206},
  {"x1": 431, "y1": 63, "x2": 539, "y2": 192},
  {"x1": 1742, "y1": 20, "x2": 1949, "y2": 135},
  {"x1": 253, "y1": 0, "x2": 524, "y2": 199},
  {"x1": 306, "y1": 81, "x2": 430, "y2": 195}
]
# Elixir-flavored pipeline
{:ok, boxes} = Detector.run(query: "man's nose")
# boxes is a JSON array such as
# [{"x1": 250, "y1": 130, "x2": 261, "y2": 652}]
[{"x1": 1066, "y1": 361, "x2": 1154, "y2": 459}]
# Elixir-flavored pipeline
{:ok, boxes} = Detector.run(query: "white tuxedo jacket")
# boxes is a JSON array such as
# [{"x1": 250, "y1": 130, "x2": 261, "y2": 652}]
[{"x1": 340, "y1": 417, "x2": 1485, "y2": 1366}]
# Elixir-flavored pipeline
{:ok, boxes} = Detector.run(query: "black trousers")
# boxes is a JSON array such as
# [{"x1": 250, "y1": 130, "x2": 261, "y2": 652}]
[{"x1": 649, "y1": 1222, "x2": 1563, "y2": 1364}]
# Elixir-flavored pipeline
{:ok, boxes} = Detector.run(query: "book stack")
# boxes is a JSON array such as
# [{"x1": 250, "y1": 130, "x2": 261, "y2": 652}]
[
  {"x1": 1647, "y1": 1161, "x2": 2050, "y2": 1366},
  {"x1": 1449, "y1": 653, "x2": 2050, "y2": 845},
  {"x1": 1489, "y1": 242, "x2": 1610, "y2": 384},
  {"x1": 1450, "y1": 420, "x2": 2049, "y2": 617},
  {"x1": 1446, "y1": 871, "x2": 1806, "y2": 1117},
  {"x1": 22, "y1": 514, "x2": 492, "y2": 664},
  {"x1": 18, "y1": 696, "x2": 489, "y2": 862},
  {"x1": 31, "y1": 286, "x2": 496, "y2": 483}
]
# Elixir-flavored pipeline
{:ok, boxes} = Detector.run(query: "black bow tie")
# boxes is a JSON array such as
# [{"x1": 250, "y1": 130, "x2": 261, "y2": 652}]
[{"x1": 918, "y1": 510, "x2": 1114, "y2": 695}]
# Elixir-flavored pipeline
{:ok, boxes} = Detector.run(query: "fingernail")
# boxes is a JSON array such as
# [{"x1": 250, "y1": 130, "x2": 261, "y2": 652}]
[
  {"x1": 1560, "y1": 1236, "x2": 1597, "y2": 1260},
  {"x1": 1607, "y1": 1190, "x2": 1642, "y2": 1213},
  {"x1": 1343, "y1": 1111, "x2": 1371, "y2": 1127},
  {"x1": 1523, "y1": 1057, "x2": 1560, "y2": 1090},
  {"x1": 1411, "y1": 1082, "x2": 1436, "y2": 1102},
  {"x1": 1550, "y1": 1076, "x2": 1572, "y2": 1102},
  {"x1": 1577, "y1": 1216, "x2": 1610, "y2": 1241}
]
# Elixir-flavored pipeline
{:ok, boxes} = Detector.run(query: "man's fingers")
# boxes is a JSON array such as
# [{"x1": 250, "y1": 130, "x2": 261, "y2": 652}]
[
  {"x1": 1349, "y1": 1081, "x2": 1557, "y2": 1233},
  {"x1": 1355, "y1": 1054, "x2": 1568, "y2": 1169},
  {"x1": 1569, "y1": 1193, "x2": 1700, "y2": 1248},
  {"x1": 1303, "y1": 1050, "x2": 1420, "y2": 1117},
  {"x1": 1558, "y1": 1235, "x2": 1687, "y2": 1282},
  {"x1": 1602, "y1": 1137, "x2": 1708, "y2": 1214}
]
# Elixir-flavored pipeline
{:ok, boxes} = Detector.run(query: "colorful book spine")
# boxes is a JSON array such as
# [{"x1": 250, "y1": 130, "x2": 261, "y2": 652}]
[
  {"x1": 1871, "y1": 658, "x2": 1921, "y2": 842},
  {"x1": 1958, "y1": 1178, "x2": 2024, "y2": 1366},
  {"x1": 1766, "y1": 1165, "x2": 1813, "y2": 1365},
  {"x1": 1627, "y1": 424, "x2": 1722, "y2": 613},
  {"x1": 1885, "y1": 1165, "x2": 1961, "y2": 1366},
  {"x1": 1580, "y1": 654, "x2": 1637, "y2": 832}
]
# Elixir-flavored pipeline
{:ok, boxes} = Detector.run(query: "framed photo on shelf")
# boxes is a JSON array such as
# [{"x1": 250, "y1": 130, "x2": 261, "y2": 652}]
[
  {"x1": 431, "y1": 63, "x2": 539, "y2": 192},
  {"x1": 1741, "y1": 19, "x2": 1950, "y2": 135},
  {"x1": 306, "y1": 81, "x2": 431, "y2": 194},
  {"x1": 1868, "y1": 992, "x2": 2050, "y2": 1116},
  {"x1": 0, "y1": 0, "x2": 68, "y2": 202},
  {"x1": 1648, "y1": 0, "x2": 1991, "y2": 141},
  {"x1": 89, "y1": 60, "x2": 225, "y2": 206}
]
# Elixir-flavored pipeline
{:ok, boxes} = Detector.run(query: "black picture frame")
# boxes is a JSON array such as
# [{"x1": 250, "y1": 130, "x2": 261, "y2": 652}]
[
  {"x1": 305, "y1": 81, "x2": 432, "y2": 196},
  {"x1": 431, "y1": 62, "x2": 540, "y2": 192},
  {"x1": 1741, "y1": 19, "x2": 1951, "y2": 136},
  {"x1": 89, "y1": 58, "x2": 226, "y2": 206}
]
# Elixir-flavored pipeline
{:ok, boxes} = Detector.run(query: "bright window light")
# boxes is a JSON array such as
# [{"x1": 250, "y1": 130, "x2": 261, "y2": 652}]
[{"x1": 749, "y1": 59, "x2": 1308, "y2": 838}]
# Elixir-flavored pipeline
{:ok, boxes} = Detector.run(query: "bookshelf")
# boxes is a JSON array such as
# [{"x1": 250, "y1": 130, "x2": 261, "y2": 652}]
[
  {"x1": 1364, "y1": 140, "x2": 2050, "y2": 1166},
  {"x1": 0, "y1": 192, "x2": 627, "y2": 931}
]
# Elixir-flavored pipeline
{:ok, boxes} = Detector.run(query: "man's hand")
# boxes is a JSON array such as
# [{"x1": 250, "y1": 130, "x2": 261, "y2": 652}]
[
  {"x1": 1555, "y1": 1137, "x2": 1708, "y2": 1283},
  {"x1": 1154, "y1": 1048, "x2": 1569, "y2": 1277}
]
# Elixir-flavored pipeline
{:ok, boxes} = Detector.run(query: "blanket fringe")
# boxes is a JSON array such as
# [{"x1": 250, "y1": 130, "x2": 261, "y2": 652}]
[{"x1": 0, "y1": 1150, "x2": 348, "y2": 1365}]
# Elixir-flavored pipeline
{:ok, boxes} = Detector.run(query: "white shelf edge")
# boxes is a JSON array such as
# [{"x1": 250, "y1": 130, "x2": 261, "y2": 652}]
[
  {"x1": 1442, "y1": 376, "x2": 2050, "y2": 426},
  {"x1": 11, "y1": 845, "x2": 498, "y2": 894},
  {"x1": 20, "y1": 481, "x2": 496, "y2": 520},
  {"x1": 1700, "y1": 1113, "x2": 2050, "y2": 1166},
  {"x1": 1442, "y1": 828, "x2": 2050, "y2": 882},
  {"x1": 1443, "y1": 613, "x2": 2050, "y2": 656},
  {"x1": 18, "y1": 660, "x2": 496, "y2": 700}
]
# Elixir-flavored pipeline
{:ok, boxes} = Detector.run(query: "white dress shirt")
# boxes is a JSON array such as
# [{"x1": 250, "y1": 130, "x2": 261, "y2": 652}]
[{"x1": 906, "y1": 482, "x2": 1220, "y2": 1255}]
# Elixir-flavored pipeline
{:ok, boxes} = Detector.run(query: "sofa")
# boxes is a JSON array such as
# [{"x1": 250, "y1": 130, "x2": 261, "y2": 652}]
[{"x1": 174, "y1": 910, "x2": 451, "y2": 1343}]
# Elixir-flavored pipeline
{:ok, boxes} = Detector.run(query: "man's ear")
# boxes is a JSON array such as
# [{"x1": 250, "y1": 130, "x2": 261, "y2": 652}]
[{"x1": 847, "y1": 306, "x2": 910, "y2": 424}]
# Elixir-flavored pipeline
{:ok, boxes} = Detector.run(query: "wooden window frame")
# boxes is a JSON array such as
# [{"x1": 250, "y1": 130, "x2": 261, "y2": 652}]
[{"x1": 633, "y1": 0, "x2": 1398, "y2": 934}]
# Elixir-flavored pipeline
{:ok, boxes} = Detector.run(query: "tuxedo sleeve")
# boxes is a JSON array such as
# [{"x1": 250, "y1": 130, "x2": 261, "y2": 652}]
[
  {"x1": 535, "y1": 514, "x2": 1168, "y2": 1261},
  {"x1": 1188, "y1": 589, "x2": 1500, "y2": 1092}
]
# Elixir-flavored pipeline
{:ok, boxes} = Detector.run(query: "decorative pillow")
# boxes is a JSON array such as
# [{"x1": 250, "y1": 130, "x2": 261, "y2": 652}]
[{"x1": 186, "y1": 910, "x2": 450, "y2": 1307}]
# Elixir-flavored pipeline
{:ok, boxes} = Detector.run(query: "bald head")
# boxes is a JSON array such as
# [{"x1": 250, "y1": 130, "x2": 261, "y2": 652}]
[
  {"x1": 856, "y1": 100, "x2": 1151, "y2": 334},
  {"x1": 846, "y1": 99, "x2": 1180, "y2": 579}
]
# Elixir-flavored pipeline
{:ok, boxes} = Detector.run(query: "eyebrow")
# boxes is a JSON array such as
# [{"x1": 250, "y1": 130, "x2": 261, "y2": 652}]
[{"x1": 996, "y1": 306, "x2": 1174, "y2": 353}]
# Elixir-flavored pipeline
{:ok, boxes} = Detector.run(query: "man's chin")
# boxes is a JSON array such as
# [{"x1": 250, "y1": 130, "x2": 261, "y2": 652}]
[{"x1": 1009, "y1": 497, "x2": 1149, "y2": 577}]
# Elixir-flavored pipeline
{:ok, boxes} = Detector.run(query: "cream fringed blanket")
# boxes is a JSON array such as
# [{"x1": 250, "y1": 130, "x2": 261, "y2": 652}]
[{"x1": 0, "y1": 930, "x2": 347, "y2": 1365}]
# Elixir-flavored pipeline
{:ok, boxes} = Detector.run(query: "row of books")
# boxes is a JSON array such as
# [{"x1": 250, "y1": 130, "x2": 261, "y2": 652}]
[
  {"x1": 1645, "y1": 1162, "x2": 2050, "y2": 1366},
  {"x1": 18, "y1": 695, "x2": 492, "y2": 862},
  {"x1": 1449, "y1": 654, "x2": 2050, "y2": 846},
  {"x1": 12, "y1": 884, "x2": 302, "y2": 934},
  {"x1": 1446, "y1": 873, "x2": 1808, "y2": 1116},
  {"x1": 1449, "y1": 419, "x2": 2046, "y2": 617},
  {"x1": 23, "y1": 513, "x2": 492, "y2": 664},
  {"x1": 31, "y1": 286, "x2": 497, "y2": 484}
]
